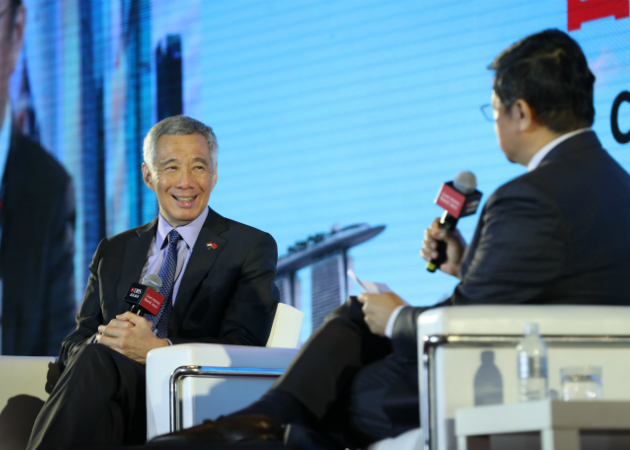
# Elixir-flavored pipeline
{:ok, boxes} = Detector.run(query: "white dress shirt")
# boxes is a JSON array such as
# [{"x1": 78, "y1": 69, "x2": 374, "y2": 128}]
[{"x1": 527, "y1": 128, "x2": 590, "y2": 171}]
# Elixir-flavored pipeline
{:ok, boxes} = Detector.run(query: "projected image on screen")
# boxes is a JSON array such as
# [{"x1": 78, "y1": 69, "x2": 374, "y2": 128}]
[{"x1": 11, "y1": 0, "x2": 630, "y2": 343}]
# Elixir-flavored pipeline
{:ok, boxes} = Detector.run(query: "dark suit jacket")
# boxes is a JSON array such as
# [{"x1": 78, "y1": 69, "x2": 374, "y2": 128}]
[
  {"x1": 271, "y1": 131, "x2": 630, "y2": 442},
  {"x1": 59, "y1": 207, "x2": 279, "y2": 368},
  {"x1": 392, "y1": 131, "x2": 630, "y2": 359},
  {"x1": 1, "y1": 129, "x2": 76, "y2": 356}
]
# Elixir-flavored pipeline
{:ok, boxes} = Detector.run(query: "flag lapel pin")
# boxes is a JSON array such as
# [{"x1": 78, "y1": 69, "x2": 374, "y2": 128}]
[{"x1": 206, "y1": 242, "x2": 217, "y2": 250}]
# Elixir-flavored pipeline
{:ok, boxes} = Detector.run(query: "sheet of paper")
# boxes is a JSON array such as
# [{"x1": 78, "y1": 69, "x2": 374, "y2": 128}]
[{"x1": 347, "y1": 269, "x2": 392, "y2": 294}]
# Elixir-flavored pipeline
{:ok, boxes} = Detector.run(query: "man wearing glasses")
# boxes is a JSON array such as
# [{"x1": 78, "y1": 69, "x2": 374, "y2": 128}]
[{"x1": 154, "y1": 29, "x2": 630, "y2": 449}]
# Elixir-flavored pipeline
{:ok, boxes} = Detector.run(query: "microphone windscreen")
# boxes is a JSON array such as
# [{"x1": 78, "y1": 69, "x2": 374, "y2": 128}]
[
  {"x1": 142, "y1": 274, "x2": 163, "y2": 293},
  {"x1": 453, "y1": 171, "x2": 477, "y2": 194}
]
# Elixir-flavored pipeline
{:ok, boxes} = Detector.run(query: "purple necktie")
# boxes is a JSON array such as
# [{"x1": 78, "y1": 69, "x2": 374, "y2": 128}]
[{"x1": 151, "y1": 229, "x2": 181, "y2": 339}]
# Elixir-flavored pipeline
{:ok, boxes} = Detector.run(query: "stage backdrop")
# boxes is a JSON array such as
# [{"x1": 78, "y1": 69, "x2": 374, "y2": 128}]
[{"x1": 12, "y1": 0, "x2": 630, "y2": 340}]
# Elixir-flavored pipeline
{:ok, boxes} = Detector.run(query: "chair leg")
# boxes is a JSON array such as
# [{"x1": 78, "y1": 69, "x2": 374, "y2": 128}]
[
  {"x1": 458, "y1": 435, "x2": 490, "y2": 450},
  {"x1": 541, "y1": 428, "x2": 579, "y2": 450}
]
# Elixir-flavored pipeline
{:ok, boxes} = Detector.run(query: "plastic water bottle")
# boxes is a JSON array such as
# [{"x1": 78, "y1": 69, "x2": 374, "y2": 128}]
[{"x1": 517, "y1": 322, "x2": 548, "y2": 401}]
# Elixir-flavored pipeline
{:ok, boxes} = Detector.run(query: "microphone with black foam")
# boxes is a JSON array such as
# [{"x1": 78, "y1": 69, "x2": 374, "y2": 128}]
[
  {"x1": 426, "y1": 171, "x2": 483, "y2": 273},
  {"x1": 123, "y1": 274, "x2": 165, "y2": 317}
]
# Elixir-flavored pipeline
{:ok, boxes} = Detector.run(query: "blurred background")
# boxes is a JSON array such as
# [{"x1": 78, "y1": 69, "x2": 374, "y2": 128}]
[{"x1": 11, "y1": 0, "x2": 630, "y2": 342}]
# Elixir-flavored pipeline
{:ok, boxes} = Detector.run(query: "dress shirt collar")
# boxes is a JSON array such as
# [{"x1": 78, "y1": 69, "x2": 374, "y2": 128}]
[
  {"x1": 527, "y1": 128, "x2": 591, "y2": 172},
  {"x1": 0, "y1": 103, "x2": 12, "y2": 182},
  {"x1": 156, "y1": 206, "x2": 209, "y2": 250}
]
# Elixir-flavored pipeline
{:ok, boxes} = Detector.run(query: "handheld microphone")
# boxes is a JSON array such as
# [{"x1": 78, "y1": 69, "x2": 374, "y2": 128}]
[
  {"x1": 426, "y1": 171, "x2": 482, "y2": 273},
  {"x1": 123, "y1": 274, "x2": 165, "y2": 316}
]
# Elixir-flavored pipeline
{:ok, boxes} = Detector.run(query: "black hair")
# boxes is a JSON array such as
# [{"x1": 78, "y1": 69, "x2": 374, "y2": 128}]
[
  {"x1": 489, "y1": 29, "x2": 595, "y2": 133},
  {"x1": 2, "y1": 0, "x2": 21, "y2": 42},
  {"x1": 10, "y1": 0, "x2": 21, "y2": 18}
]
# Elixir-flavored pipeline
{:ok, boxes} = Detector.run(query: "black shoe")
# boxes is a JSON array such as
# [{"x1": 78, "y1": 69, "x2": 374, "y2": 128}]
[{"x1": 147, "y1": 414, "x2": 285, "y2": 446}]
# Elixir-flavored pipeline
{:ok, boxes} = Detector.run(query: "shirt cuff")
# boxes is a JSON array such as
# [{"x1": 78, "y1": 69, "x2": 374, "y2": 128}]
[
  {"x1": 94, "y1": 336, "x2": 172, "y2": 346},
  {"x1": 384, "y1": 305, "x2": 406, "y2": 339}
]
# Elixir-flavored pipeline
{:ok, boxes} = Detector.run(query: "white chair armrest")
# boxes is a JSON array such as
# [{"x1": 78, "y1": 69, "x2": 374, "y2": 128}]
[
  {"x1": 267, "y1": 303, "x2": 304, "y2": 348},
  {"x1": 0, "y1": 356, "x2": 57, "y2": 446},
  {"x1": 418, "y1": 305, "x2": 630, "y2": 337},
  {"x1": 0, "y1": 356, "x2": 56, "y2": 408}
]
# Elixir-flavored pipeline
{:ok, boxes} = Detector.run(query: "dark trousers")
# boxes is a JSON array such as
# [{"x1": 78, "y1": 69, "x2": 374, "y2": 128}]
[
  {"x1": 273, "y1": 297, "x2": 419, "y2": 447},
  {"x1": 26, "y1": 344, "x2": 147, "y2": 450}
]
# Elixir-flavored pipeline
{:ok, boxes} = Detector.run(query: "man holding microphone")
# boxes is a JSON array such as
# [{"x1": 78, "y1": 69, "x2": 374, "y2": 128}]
[
  {"x1": 153, "y1": 29, "x2": 630, "y2": 449},
  {"x1": 27, "y1": 115, "x2": 280, "y2": 449}
]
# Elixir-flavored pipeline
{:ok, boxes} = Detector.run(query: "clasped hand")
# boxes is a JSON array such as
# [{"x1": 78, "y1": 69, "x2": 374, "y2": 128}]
[{"x1": 96, "y1": 312, "x2": 169, "y2": 364}]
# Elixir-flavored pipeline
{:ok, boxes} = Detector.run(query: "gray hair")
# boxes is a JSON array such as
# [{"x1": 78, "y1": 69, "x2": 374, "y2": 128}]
[{"x1": 143, "y1": 115, "x2": 218, "y2": 174}]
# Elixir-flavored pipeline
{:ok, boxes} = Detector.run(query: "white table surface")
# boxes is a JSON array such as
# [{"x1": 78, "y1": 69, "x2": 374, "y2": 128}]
[{"x1": 455, "y1": 399, "x2": 630, "y2": 450}]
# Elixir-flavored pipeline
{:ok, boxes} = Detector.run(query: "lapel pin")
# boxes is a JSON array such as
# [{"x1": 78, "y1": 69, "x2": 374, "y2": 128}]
[{"x1": 206, "y1": 242, "x2": 218, "y2": 250}]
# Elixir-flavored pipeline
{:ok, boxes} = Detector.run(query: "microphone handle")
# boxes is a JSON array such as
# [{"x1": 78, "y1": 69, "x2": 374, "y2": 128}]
[
  {"x1": 129, "y1": 304, "x2": 146, "y2": 317},
  {"x1": 426, "y1": 211, "x2": 459, "y2": 273}
]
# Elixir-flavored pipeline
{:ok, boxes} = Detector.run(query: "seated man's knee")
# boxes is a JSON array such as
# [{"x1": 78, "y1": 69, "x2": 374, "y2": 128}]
[
  {"x1": 325, "y1": 296, "x2": 364, "y2": 324},
  {"x1": 67, "y1": 343, "x2": 116, "y2": 370}
]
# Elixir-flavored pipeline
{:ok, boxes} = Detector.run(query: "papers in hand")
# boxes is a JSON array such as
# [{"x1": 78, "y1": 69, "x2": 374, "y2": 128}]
[{"x1": 347, "y1": 269, "x2": 393, "y2": 294}]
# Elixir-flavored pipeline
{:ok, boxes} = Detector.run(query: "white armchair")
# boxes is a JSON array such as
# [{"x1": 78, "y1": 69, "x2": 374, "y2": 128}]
[
  {"x1": 0, "y1": 302, "x2": 303, "y2": 447},
  {"x1": 0, "y1": 356, "x2": 57, "y2": 448},
  {"x1": 146, "y1": 302, "x2": 304, "y2": 439},
  {"x1": 417, "y1": 305, "x2": 630, "y2": 450}
]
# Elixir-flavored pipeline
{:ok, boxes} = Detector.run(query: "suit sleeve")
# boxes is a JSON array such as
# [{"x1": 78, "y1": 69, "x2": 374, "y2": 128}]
[
  {"x1": 42, "y1": 178, "x2": 77, "y2": 356},
  {"x1": 169, "y1": 231, "x2": 280, "y2": 347},
  {"x1": 391, "y1": 180, "x2": 565, "y2": 358},
  {"x1": 58, "y1": 239, "x2": 106, "y2": 368},
  {"x1": 390, "y1": 300, "x2": 449, "y2": 361},
  {"x1": 451, "y1": 180, "x2": 565, "y2": 305}
]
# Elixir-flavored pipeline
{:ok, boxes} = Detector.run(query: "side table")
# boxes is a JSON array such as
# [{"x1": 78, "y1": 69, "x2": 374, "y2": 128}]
[{"x1": 455, "y1": 399, "x2": 630, "y2": 450}]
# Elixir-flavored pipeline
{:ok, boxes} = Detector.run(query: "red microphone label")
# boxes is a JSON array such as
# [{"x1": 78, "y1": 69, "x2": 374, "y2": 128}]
[
  {"x1": 435, "y1": 183, "x2": 466, "y2": 218},
  {"x1": 139, "y1": 288, "x2": 165, "y2": 316}
]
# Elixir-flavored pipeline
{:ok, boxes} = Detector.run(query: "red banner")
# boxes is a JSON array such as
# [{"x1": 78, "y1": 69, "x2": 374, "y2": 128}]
[{"x1": 568, "y1": 0, "x2": 629, "y2": 31}]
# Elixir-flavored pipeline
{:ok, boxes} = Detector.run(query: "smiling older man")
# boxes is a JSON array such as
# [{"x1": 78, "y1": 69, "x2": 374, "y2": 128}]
[{"x1": 26, "y1": 115, "x2": 280, "y2": 449}]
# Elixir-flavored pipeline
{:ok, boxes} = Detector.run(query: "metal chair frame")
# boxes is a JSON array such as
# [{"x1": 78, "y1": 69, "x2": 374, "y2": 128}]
[{"x1": 169, "y1": 365, "x2": 284, "y2": 432}]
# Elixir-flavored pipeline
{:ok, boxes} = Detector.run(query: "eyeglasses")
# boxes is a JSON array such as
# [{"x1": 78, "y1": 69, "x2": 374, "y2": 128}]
[{"x1": 480, "y1": 104, "x2": 494, "y2": 122}]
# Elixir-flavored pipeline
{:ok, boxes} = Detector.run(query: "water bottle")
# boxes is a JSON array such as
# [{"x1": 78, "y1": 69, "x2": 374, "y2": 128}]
[{"x1": 517, "y1": 322, "x2": 548, "y2": 401}]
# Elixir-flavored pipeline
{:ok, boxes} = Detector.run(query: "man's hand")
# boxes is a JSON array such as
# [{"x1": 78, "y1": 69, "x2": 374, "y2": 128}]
[
  {"x1": 96, "y1": 312, "x2": 169, "y2": 364},
  {"x1": 357, "y1": 292, "x2": 406, "y2": 336},
  {"x1": 420, "y1": 217, "x2": 467, "y2": 279}
]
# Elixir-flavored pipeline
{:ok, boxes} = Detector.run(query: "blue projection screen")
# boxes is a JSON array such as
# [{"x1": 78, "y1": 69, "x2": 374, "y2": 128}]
[{"x1": 12, "y1": 0, "x2": 630, "y2": 340}]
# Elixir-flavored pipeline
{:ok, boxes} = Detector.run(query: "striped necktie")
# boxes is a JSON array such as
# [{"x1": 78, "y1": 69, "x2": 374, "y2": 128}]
[{"x1": 152, "y1": 229, "x2": 182, "y2": 339}]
